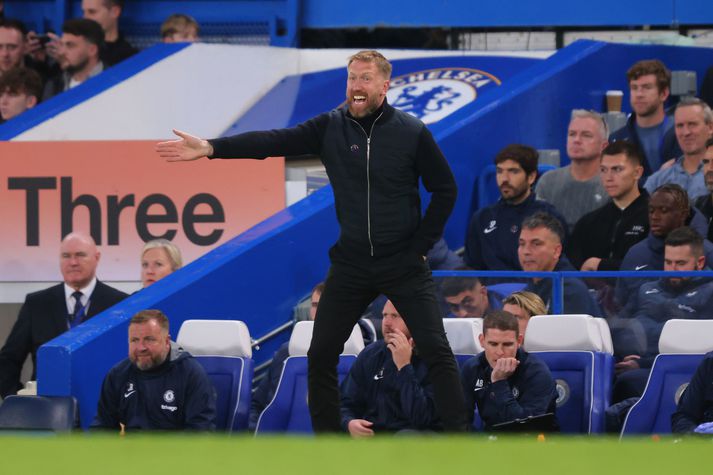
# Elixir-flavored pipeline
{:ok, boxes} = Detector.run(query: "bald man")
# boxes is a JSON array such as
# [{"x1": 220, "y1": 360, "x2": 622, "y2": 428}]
[{"x1": 0, "y1": 232, "x2": 128, "y2": 397}]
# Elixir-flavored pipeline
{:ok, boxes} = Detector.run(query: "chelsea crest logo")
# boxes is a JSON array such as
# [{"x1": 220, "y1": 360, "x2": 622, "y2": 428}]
[{"x1": 387, "y1": 68, "x2": 501, "y2": 124}]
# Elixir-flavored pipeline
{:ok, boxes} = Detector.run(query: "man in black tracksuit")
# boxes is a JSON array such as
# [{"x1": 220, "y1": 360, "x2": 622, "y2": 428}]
[
  {"x1": 156, "y1": 50, "x2": 466, "y2": 432},
  {"x1": 567, "y1": 141, "x2": 649, "y2": 271}
]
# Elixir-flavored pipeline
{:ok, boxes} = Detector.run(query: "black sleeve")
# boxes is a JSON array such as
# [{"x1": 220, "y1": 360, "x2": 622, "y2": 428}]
[
  {"x1": 464, "y1": 212, "x2": 485, "y2": 269},
  {"x1": 0, "y1": 299, "x2": 33, "y2": 398},
  {"x1": 340, "y1": 354, "x2": 370, "y2": 431},
  {"x1": 672, "y1": 356, "x2": 713, "y2": 433},
  {"x1": 566, "y1": 216, "x2": 589, "y2": 270},
  {"x1": 208, "y1": 114, "x2": 330, "y2": 160},
  {"x1": 411, "y1": 126, "x2": 457, "y2": 256}
]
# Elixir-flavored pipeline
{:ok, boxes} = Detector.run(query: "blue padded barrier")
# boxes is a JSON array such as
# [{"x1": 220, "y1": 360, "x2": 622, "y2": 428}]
[
  {"x1": 620, "y1": 354, "x2": 704, "y2": 436},
  {"x1": 531, "y1": 351, "x2": 598, "y2": 433},
  {"x1": 254, "y1": 355, "x2": 356, "y2": 434},
  {"x1": 194, "y1": 356, "x2": 253, "y2": 433}
]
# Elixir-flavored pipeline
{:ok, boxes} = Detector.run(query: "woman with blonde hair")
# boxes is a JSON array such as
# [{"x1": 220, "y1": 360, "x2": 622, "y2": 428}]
[{"x1": 140, "y1": 239, "x2": 182, "y2": 287}]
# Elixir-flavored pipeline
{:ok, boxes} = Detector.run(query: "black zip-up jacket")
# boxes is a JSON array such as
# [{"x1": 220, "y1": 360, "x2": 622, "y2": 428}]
[
  {"x1": 694, "y1": 194, "x2": 713, "y2": 242},
  {"x1": 566, "y1": 190, "x2": 649, "y2": 271},
  {"x1": 208, "y1": 101, "x2": 457, "y2": 258}
]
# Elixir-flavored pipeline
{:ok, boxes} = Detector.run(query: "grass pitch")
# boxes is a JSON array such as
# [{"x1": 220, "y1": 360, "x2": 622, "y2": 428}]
[{"x1": 0, "y1": 433, "x2": 709, "y2": 474}]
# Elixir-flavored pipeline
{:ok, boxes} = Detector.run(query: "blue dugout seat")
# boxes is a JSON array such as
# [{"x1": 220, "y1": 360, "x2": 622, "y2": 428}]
[
  {"x1": 255, "y1": 321, "x2": 365, "y2": 434},
  {"x1": 176, "y1": 319, "x2": 254, "y2": 433},
  {"x1": 443, "y1": 318, "x2": 483, "y2": 368},
  {"x1": 524, "y1": 314, "x2": 614, "y2": 433},
  {"x1": 0, "y1": 396, "x2": 78, "y2": 431},
  {"x1": 620, "y1": 319, "x2": 713, "y2": 436}
]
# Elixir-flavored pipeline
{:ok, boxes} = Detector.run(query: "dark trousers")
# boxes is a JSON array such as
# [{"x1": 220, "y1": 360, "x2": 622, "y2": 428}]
[{"x1": 307, "y1": 246, "x2": 467, "y2": 432}]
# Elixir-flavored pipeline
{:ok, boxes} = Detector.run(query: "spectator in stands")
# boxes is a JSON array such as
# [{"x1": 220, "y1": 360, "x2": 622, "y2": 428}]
[
  {"x1": 140, "y1": 239, "x2": 183, "y2": 288},
  {"x1": 440, "y1": 276, "x2": 501, "y2": 318},
  {"x1": 0, "y1": 232, "x2": 127, "y2": 398},
  {"x1": 43, "y1": 19, "x2": 105, "y2": 100},
  {"x1": 518, "y1": 212, "x2": 601, "y2": 315},
  {"x1": 81, "y1": 0, "x2": 137, "y2": 66},
  {"x1": 92, "y1": 309, "x2": 216, "y2": 431},
  {"x1": 567, "y1": 140, "x2": 648, "y2": 271},
  {"x1": 501, "y1": 291, "x2": 547, "y2": 338},
  {"x1": 0, "y1": 18, "x2": 26, "y2": 77},
  {"x1": 460, "y1": 310, "x2": 558, "y2": 431},
  {"x1": 537, "y1": 109, "x2": 609, "y2": 230},
  {"x1": 693, "y1": 137, "x2": 713, "y2": 241},
  {"x1": 615, "y1": 227, "x2": 713, "y2": 401},
  {"x1": 609, "y1": 59, "x2": 681, "y2": 176},
  {"x1": 644, "y1": 97, "x2": 713, "y2": 200},
  {"x1": 0, "y1": 66, "x2": 42, "y2": 123},
  {"x1": 465, "y1": 144, "x2": 566, "y2": 271},
  {"x1": 249, "y1": 282, "x2": 324, "y2": 431},
  {"x1": 671, "y1": 351, "x2": 713, "y2": 433},
  {"x1": 341, "y1": 299, "x2": 441, "y2": 436},
  {"x1": 161, "y1": 14, "x2": 200, "y2": 43},
  {"x1": 617, "y1": 184, "x2": 713, "y2": 306}
]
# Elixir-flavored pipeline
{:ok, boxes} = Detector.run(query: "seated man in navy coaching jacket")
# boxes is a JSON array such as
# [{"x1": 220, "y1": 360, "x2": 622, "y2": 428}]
[
  {"x1": 92, "y1": 309, "x2": 216, "y2": 431},
  {"x1": 614, "y1": 226, "x2": 713, "y2": 402},
  {"x1": 0, "y1": 232, "x2": 127, "y2": 398},
  {"x1": 460, "y1": 310, "x2": 558, "y2": 431},
  {"x1": 340, "y1": 300, "x2": 441, "y2": 436}
]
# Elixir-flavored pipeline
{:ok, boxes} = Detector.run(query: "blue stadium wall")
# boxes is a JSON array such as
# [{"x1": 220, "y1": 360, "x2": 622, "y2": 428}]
[{"x1": 37, "y1": 40, "x2": 713, "y2": 428}]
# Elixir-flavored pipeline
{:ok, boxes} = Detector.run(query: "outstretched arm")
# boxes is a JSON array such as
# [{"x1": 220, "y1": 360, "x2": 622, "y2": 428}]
[{"x1": 156, "y1": 129, "x2": 214, "y2": 162}]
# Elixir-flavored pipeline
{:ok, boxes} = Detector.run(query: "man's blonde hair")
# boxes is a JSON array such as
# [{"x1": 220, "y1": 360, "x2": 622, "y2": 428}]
[
  {"x1": 347, "y1": 50, "x2": 392, "y2": 79},
  {"x1": 502, "y1": 291, "x2": 547, "y2": 318}
]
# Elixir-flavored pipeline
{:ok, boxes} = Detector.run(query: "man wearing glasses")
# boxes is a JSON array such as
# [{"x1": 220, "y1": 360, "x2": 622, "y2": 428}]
[
  {"x1": 440, "y1": 276, "x2": 501, "y2": 318},
  {"x1": 566, "y1": 140, "x2": 649, "y2": 271}
]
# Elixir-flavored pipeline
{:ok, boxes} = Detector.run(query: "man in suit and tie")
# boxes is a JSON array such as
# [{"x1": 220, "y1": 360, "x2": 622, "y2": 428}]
[{"x1": 0, "y1": 232, "x2": 128, "y2": 398}]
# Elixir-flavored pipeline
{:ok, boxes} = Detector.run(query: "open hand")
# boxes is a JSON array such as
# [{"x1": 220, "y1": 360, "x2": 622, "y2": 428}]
[{"x1": 156, "y1": 129, "x2": 213, "y2": 162}]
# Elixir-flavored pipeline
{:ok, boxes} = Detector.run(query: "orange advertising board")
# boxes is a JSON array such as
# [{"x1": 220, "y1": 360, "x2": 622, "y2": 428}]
[{"x1": 0, "y1": 141, "x2": 285, "y2": 281}]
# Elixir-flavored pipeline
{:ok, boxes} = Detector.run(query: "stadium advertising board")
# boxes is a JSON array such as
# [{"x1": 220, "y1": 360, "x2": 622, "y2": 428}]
[{"x1": 0, "y1": 141, "x2": 285, "y2": 282}]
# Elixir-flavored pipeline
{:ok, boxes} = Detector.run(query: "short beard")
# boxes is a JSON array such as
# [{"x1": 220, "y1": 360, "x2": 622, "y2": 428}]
[
  {"x1": 501, "y1": 186, "x2": 529, "y2": 204},
  {"x1": 65, "y1": 57, "x2": 90, "y2": 77}
]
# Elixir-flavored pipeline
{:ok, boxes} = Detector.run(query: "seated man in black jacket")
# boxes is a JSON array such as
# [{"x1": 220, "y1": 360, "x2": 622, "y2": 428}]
[
  {"x1": 340, "y1": 300, "x2": 440, "y2": 437},
  {"x1": 567, "y1": 140, "x2": 648, "y2": 271},
  {"x1": 460, "y1": 310, "x2": 558, "y2": 431}
]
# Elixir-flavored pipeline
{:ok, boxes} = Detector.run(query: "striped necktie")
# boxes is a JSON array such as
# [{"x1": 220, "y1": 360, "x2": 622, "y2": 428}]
[{"x1": 69, "y1": 291, "x2": 86, "y2": 328}]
